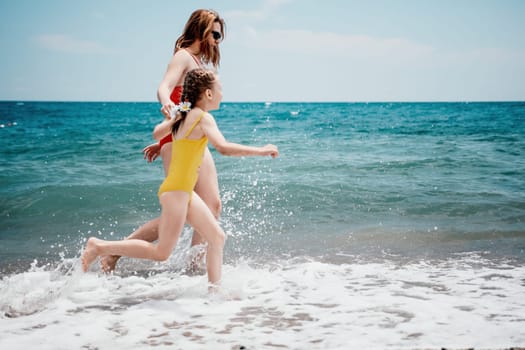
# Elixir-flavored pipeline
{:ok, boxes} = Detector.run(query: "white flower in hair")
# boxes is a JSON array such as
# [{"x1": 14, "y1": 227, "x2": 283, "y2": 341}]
[
  {"x1": 178, "y1": 101, "x2": 192, "y2": 112},
  {"x1": 169, "y1": 101, "x2": 192, "y2": 119}
]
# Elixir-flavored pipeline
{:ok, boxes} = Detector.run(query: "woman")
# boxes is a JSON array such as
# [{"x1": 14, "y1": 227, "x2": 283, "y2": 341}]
[
  {"x1": 82, "y1": 69, "x2": 279, "y2": 287},
  {"x1": 100, "y1": 9, "x2": 225, "y2": 272}
]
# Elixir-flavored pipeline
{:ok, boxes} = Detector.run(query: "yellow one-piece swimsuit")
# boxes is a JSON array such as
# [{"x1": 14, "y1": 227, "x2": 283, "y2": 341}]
[{"x1": 158, "y1": 112, "x2": 208, "y2": 200}]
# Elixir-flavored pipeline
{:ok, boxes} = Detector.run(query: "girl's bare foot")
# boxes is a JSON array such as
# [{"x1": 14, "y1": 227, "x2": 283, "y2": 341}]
[
  {"x1": 81, "y1": 237, "x2": 101, "y2": 272},
  {"x1": 100, "y1": 255, "x2": 120, "y2": 273}
]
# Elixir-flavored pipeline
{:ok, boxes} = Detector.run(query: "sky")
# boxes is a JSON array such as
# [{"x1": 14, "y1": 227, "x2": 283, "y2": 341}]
[{"x1": 0, "y1": 0, "x2": 524, "y2": 102}]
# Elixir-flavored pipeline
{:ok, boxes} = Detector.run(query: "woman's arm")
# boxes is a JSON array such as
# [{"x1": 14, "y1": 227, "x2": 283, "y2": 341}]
[
  {"x1": 153, "y1": 52, "x2": 195, "y2": 140},
  {"x1": 157, "y1": 51, "x2": 192, "y2": 119},
  {"x1": 201, "y1": 113, "x2": 278, "y2": 158}
]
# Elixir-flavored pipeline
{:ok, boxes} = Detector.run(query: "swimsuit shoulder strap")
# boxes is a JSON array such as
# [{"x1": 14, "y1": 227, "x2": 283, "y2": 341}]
[
  {"x1": 184, "y1": 49, "x2": 203, "y2": 67},
  {"x1": 183, "y1": 111, "x2": 206, "y2": 138}
]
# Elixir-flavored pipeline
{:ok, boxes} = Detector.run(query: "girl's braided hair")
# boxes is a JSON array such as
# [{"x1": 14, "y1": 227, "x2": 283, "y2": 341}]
[{"x1": 172, "y1": 68, "x2": 216, "y2": 134}]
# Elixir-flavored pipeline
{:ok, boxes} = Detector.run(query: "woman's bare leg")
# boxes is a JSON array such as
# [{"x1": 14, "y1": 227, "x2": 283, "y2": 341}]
[
  {"x1": 82, "y1": 192, "x2": 189, "y2": 272},
  {"x1": 185, "y1": 192, "x2": 226, "y2": 285},
  {"x1": 192, "y1": 148, "x2": 222, "y2": 246},
  {"x1": 160, "y1": 142, "x2": 172, "y2": 176}
]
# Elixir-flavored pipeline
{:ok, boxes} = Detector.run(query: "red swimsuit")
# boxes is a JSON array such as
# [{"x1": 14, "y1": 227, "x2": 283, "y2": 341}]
[{"x1": 159, "y1": 51, "x2": 203, "y2": 150}]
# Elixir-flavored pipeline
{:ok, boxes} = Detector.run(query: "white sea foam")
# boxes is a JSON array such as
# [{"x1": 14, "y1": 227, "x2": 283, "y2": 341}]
[{"x1": 1, "y1": 255, "x2": 524, "y2": 349}]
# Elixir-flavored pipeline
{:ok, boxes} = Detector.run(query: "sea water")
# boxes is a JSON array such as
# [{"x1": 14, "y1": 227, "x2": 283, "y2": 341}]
[{"x1": 1, "y1": 101, "x2": 524, "y2": 349}]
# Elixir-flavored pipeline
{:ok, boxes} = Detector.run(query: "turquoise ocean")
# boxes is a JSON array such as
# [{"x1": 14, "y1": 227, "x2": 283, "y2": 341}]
[{"x1": 1, "y1": 101, "x2": 524, "y2": 349}]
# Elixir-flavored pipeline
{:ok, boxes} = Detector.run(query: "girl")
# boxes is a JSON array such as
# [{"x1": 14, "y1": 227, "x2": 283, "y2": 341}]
[{"x1": 82, "y1": 68, "x2": 279, "y2": 286}]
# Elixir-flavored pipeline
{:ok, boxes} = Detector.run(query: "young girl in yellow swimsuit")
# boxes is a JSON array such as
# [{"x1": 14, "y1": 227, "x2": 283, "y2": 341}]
[{"x1": 81, "y1": 68, "x2": 279, "y2": 286}]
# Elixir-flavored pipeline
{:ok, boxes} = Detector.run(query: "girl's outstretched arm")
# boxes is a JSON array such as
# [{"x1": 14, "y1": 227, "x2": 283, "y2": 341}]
[{"x1": 201, "y1": 113, "x2": 278, "y2": 158}]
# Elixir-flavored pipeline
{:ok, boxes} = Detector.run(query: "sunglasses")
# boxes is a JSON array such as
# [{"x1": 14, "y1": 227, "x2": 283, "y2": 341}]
[{"x1": 211, "y1": 31, "x2": 222, "y2": 41}]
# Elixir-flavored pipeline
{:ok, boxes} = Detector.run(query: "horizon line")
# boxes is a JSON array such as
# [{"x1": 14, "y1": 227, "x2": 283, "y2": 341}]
[{"x1": 1, "y1": 99, "x2": 524, "y2": 104}]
